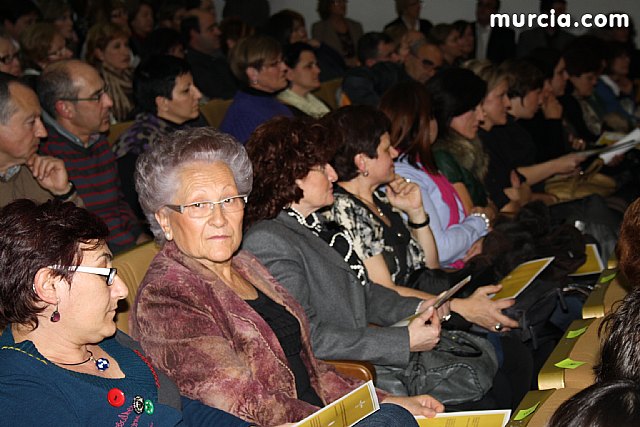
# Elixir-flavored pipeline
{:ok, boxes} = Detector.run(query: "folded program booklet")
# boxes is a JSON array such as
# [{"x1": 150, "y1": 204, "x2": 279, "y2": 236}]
[
  {"x1": 569, "y1": 244, "x2": 604, "y2": 277},
  {"x1": 416, "y1": 409, "x2": 511, "y2": 426},
  {"x1": 491, "y1": 257, "x2": 555, "y2": 300},
  {"x1": 294, "y1": 381, "x2": 379, "y2": 427}
]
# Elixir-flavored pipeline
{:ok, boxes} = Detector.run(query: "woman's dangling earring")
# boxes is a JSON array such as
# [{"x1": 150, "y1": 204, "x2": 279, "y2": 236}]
[{"x1": 50, "y1": 302, "x2": 60, "y2": 323}]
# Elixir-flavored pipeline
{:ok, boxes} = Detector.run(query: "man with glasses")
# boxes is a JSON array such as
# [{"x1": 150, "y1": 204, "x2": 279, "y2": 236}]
[
  {"x1": 403, "y1": 37, "x2": 443, "y2": 84},
  {"x1": 0, "y1": 72, "x2": 81, "y2": 208},
  {"x1": 181, "y1": 8, "x2": 237, "y2": 100},
  {"x1": 37, "y1": 60, "x2": 149, "y2": 254}
]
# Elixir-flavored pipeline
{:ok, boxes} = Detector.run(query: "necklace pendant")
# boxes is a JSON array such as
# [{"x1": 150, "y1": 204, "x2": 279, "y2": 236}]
[{"x1": 95, "y1": 357, "x2": 110, "y2": 371}]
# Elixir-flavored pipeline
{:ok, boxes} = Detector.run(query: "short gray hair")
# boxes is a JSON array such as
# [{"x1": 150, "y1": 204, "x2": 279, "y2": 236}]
[
  {"x1": 135, "y1": 127, "x2": 253, "y2": 244},
  {"x1": 37, "y1": 60, "x2": 80, "y2": 117}
]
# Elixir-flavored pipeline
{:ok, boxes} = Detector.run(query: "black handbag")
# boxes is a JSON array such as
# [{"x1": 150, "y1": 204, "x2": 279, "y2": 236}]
[{"x1": 397, "y1": 330, "x2": 498, "y2": 405}]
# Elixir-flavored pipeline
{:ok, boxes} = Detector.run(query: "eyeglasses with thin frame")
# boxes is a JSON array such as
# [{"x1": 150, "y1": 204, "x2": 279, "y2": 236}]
[
  {"x1": 59, "y1": 85, "x2": 110, "y2": 103},
  {"x1": 48, "y1": 265, "x2": 118, "y2": 286},
  {"x1": 165, "y1": 195, "x2": 248, "y2": 218},
  {"x1": 0, "y1": 52, "x2": 19, "y2": 65}
]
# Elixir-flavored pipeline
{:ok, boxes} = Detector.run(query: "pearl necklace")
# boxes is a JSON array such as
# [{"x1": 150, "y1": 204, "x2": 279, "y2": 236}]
[{"x1": 286, "y1": 207, "x2": 323, "y2": 234}]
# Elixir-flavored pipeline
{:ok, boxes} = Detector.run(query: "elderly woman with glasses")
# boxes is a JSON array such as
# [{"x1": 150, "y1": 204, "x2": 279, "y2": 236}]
[
  {"x1": 130, "y1": 126, "x2": 438, "y2": 426},
  {"x1": 0, "y1": 199, "x2": 251, "y2": 426},
  {"x1": 20, "y1": 23, "x2": 72, "y2": 89}
]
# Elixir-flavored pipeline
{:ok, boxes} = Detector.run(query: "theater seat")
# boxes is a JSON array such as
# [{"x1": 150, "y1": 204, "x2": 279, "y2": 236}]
[
  {"x1": 107, "y1": 120, "x2": 134, "y2": 146},
  {"x1": 200, "y1": 99, "x2": 233, "y2": 128},
  {"x1": 507, "y1": 388, "x2": 581, "y2": 426},
  {"x1": 112, "y1": 241, "x2": 376, "y2": 382},
  {"x1": 582, "y1": 269, "x2": 629, "y2": 319},
  {"x1": 537, "y1": 318, "x2": 601, "y2": 390},
  {"x1": 113, "y1": 241, "x2": 159, "y2": 333}
]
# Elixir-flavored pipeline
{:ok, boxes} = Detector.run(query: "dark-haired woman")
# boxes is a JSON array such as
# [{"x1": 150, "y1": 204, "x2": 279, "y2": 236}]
[
  {"x1": 265, "y1": 9, "x2": 346, "y2": 81},
  {"x1": 113, "y1": 55, "x2": 203, "y2": 222},
  {"x1": 0, "y1": 199, "x2": 249, "y2": 426},
  {"x1": 278, "y1": 42, "x2": 331, "y2": 118},
  {"x1": 380, "y1": 81, "x2": 489, "y2": 270}
]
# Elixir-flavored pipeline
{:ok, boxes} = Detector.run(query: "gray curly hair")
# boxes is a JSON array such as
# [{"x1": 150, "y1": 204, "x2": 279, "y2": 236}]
[{"x1": 135, "y1": 127, "x2": 253, "y2": 244}]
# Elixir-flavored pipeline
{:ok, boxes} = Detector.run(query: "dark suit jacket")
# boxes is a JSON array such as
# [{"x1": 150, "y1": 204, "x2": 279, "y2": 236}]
[
  {"x1": 186, "y1": 48, "x2": 238, "y2": 100},
  {"x1": 516, "y1": 27, "x2": 574, "y2": 58},
  {"x1": 242, "y1": 211, "x2": 421, "y2": 367},
  {"x1": 472, "y1": 23, "x2": 516, "y2": 64},
  {"x1": 384, "y1": 17, "x2": 433, "y2": 38}
]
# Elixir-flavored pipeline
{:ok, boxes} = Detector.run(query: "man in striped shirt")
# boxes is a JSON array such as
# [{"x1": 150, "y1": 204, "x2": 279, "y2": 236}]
[{"x1": 37, "y1": 60, "x2": 149, "y2": 254}]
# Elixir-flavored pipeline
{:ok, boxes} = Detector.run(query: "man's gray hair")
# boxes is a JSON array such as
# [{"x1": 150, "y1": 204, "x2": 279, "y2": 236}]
[{"x1": 135, "y1": 127, "x2": 253, "y2": 244}]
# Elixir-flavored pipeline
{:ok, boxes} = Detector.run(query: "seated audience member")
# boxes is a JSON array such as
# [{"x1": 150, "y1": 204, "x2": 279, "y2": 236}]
[
  {"x1": 221, "y1": 0, "x2": 270, "y2": 29},
  {"x1": 326, "y1": 105, "x2": 530, "y2": 332},
  {"x1": 219, "y1": 34, "x2": 292, "y2": 143},
  {"x1": 113, "y1": 55, "x2": 203, "y2": 222},
  {"x1": 218, "y1": 17, "x2": 253, "y2": 57},
  {"x1": 0, "y1": 73, "x2": 80, "y2": 207},
  {"x1": 429, "y1": 24, "x2": 462, "y2": 67},
  {"x1": 84, "y1": 0, "x2": 130, "y2": 34},
  {"x1": 520, "y1": 48, "x2": 576, "y2": 163},
  {"x1": 130, "y1": 126, "x2": 442, "y2": 426},
  {"x1": 547, "y1": 380, "x2": 640, "y2": 427},
  {"x1": 454, "y1": 20, "x2": 475, "y2": 62},
  {"x1": 0, "y1": 0, "x2": 40, "y2": 48},
  {"x1": 181, "y1": 8, "x2": 237, "y2": 100},
  {"x1": 426, "y1": 68, "x2": 492, "y2": 211},
  {"x1": 0, "y1": 31, "x2": 21, "y2": 77},
  {"x1": 141, "y1": 27, "x2": 187, "y2": 60},
  {"x1": 20, "y1": 23, "x2": 73, "y2": 89},
  {"x1": 311, "y1": 0, "x2": 363, "y2": 68},
  {"x1": 380, "y1": 81, "x2": 490, "y2": 269},
  {"x1": 516, "y1": 0, "x2": 574, "y2": 58},
  {"x1": 86, "y1": 22, "x2": 135, "y2": 122},
  {"x1": 594, "y1": 41, "x2": 637, "y2": 132},
  {"x1": 265, "y1": 9, "x2": 346, "y2": 82},
  {"x1": 0, "y1": 199, "x2": 250, "y2": 426},
  {"x1": 242, "y1": 116, "x2": 528, "y2": 410},
  {"x1": 614, "y1": 198, "x2": 640, "y2": 287},
  {"x1": 476, "y1": 59, "x2": 583, "y2": 210},
  {"x1": 472, "y1": 0, "x2": 516, "y2": 63},
  {"x1": 40, "y1": 0, "x2": 80, "y2": 57},
  {"x1": 559, "y1": 40, "x2": 605, "y2": 144},
  {"x1": 127, "y1": 0, "x2": 154, "y2": 58},
  {"x1": 278, "y1": 42, "x2": 330, "y2": 118},
  {"x1": 341, "y1": 32, "x2": 404, "y2": 106},
  {"x1": 384, "y1": 0, "x2": 433, "y2": 38},
  {"x1": 402, "y1": 37, "x2": 444, "y2": 84},
  {"x1": 37, "y1": 60, "x2": 147, "y2": 253},
  {"x1": 155, "y1": 0, "x2": 187, "y2": 32}
]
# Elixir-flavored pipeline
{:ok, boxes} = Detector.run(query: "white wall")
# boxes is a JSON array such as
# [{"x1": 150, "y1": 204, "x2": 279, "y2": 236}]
[{"x1": 214, "y1": 0, "x2": 640, "y2": 45}]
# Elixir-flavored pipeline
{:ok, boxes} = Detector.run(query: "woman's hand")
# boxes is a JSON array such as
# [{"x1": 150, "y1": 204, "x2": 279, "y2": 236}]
[
  {"x1": 541, "y1": 92, "x2": 563, "y2": 120},
  {"x1": 387, "y1": 174, "x2": 427, "y2": 223},
  {"x1": 408, "y1": 306, "x2": 441, "y2": 352},
  {"x1": 552, "y1": 153, "x2": 585, "y2": 175},
  {"x1": 503, "y1": 170, "x2": 532, "y2": 205},
  {"x1": 382, "y1": 395, "x2": 445, "y2": 418},
  {"x1": 462, "y1": 237, "x2": 484, "y2": 262},
  {"x1": 450, "y1": 285, "x2": 519, "y2": 332}
]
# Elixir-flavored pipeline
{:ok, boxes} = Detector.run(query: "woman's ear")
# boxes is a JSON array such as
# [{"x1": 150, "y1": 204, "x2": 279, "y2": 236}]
[
  {"x1": 93, "y1": 48, "x2": 105, "y2": 63},
  {"x1": 354, "y1": 153, "x2": 367, "y2": 173},
  {"x1": 246, "y1": 66, "x2": 259, "y2": 85},
  {"x1": 33, "y1": 268, "x2": 63, "y2": 305},
  {"x1": 155, "y1": 95, "x2": 168, "y2": 113},
  {"x1": 155, "y1": 209, "x2": 173, "y2": 241}
]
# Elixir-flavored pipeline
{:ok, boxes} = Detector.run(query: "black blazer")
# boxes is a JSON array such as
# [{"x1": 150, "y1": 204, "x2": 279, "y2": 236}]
[
  {"x1": 472, "y1": 22, "x2": 516, "y2": 64},
  {"x1": 384, "y1": 17, "x2": 433, "y2": 38}
]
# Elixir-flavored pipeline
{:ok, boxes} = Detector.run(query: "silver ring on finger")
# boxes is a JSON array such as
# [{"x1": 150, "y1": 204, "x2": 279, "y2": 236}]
[{"x1": 494, "y1": 323, "x2": 503, "y2": 332}]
